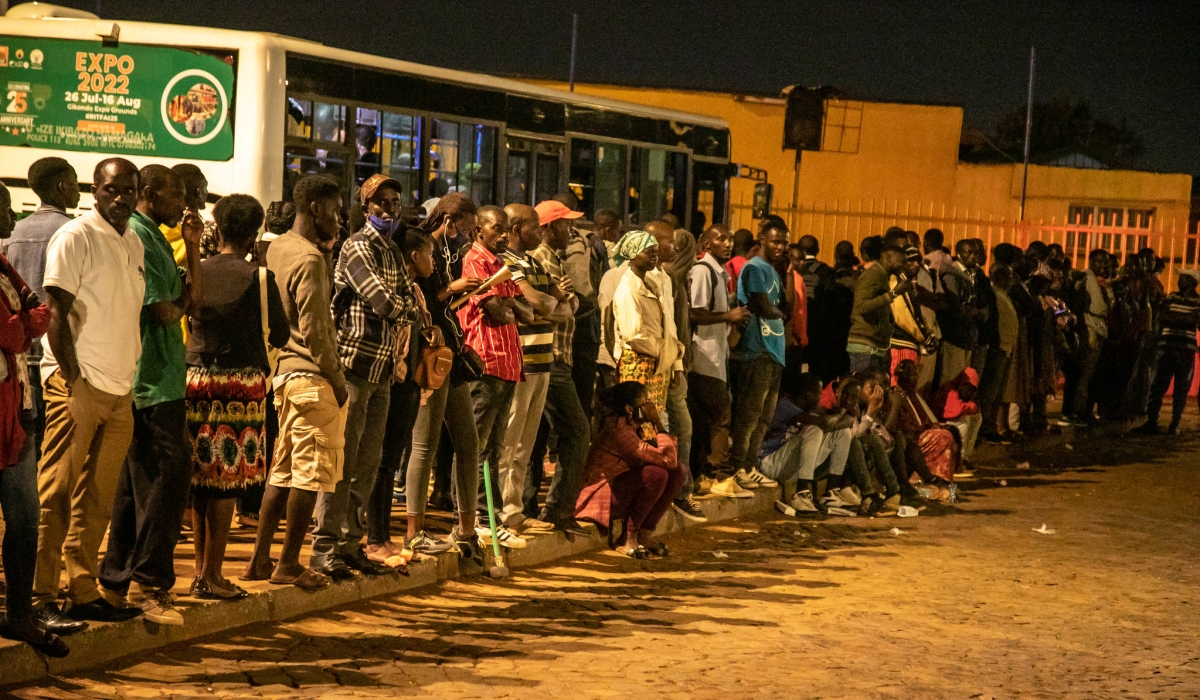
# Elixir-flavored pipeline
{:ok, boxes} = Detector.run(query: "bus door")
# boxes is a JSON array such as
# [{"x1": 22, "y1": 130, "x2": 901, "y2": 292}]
[{"x1": 504, "y1": 136, "x2": 563, "y2": 206}]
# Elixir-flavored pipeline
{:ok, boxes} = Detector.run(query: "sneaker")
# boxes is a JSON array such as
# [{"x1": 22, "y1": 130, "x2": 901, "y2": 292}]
[
  {"x1": 449, "y1": 530, "x2": 485, "y2": 574},
  {"x1": 733, "y1": 468, "x2": 770, "y2": 489},
  {"x1": 129, "y1": 583, "x2": 183, "y2": 626},
  {"x1": 821, "y1": 491, "x2": 852, "y2": 509},
  {"x1": 695, "y1": 474, "x2": 717, "y2": 496},
  {"x1": 789, "y1": 490, "x2": 819, "y2": 513},
  {"x1": 407, "y1": 530, "x2": 453, "y2": 555},
  {"x1": 710, "y1": 476, "x2": 754, "y2": 499},
  {"x1": 475, "y1": 525, "x2": 527, "y2": 549},
  {"x1": 835, "y1": 486, "x2": 862, "y2": 507},
  {"x1": 672, "y1": 495, "x2": 708, "y2": 523},
  {"x1": 1053, "y1": 417, "x2": 1072, "y2": 427}
]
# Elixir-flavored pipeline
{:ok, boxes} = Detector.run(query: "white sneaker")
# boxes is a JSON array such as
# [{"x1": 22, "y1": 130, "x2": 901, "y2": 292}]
[
  {"x1": 129, "y1": 582, "x2": 183, "y2": 626},
  {"x1": 836, "y1": 486, "x2": 862, "y2": 507},
  {"x1": 733, "y1": 468, "x2": 761, "y2": 489},
  {"x1": 743, "y1": 468, "x2": 779, "y2": 488},
  {"x1": 514, "y1": 518, "x2": 554, "y2": 536},
  {"x1": 710, "y1": 477, "x2": 754, "y2": 499},
  {"x1": 476, "y1": 525, "x2": 527, "y2": 549},
  {"x1": 695, "y1": 475, "x2": 717, "y2": 496},
  {"x1": 821, "y1": 491, "x2": 849, "y2": 509},
  {"x1": 789, "y1": 490, "x2": 818, "y2": 513}
]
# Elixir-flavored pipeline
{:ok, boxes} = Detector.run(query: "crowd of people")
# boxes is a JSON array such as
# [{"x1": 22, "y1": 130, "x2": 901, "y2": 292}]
[{"x1": 0, "y1": 154, "x2": 1194, "y2": 658}]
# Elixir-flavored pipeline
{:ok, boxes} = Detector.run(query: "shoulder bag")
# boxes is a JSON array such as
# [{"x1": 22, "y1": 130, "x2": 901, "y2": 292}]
[{"x1": 259, "y1": 266, "x2": 281, "y2": 382}]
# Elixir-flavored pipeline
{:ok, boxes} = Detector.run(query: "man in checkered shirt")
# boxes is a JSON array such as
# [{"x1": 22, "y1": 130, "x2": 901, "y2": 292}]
[{"x1": 312, "y1": 174, "x2": 418, "y2": 579}]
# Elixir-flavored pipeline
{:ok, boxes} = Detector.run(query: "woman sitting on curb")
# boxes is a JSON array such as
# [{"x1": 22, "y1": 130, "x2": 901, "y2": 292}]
[{"x1": 575, "y1": 381, "x2": 684, "y2": 559}]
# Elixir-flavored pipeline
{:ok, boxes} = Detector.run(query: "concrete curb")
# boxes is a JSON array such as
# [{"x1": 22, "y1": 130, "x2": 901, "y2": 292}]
[{"x1": 0, "y1": 485, "x2": 781, "y2": 686}]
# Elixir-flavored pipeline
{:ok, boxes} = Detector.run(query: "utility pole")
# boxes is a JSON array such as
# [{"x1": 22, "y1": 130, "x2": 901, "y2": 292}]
[
  {"x1": 1019, "y1": 46, "x2": 1035, "y2": 222},
  {"x1": 568, "y1": 13, "x2": 578, "y2": 92}
]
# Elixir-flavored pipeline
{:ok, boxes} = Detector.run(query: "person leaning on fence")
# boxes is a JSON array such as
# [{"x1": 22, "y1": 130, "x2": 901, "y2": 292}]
[{"x1": 183, "y1": 194, "x2": 288, "y2": 600}]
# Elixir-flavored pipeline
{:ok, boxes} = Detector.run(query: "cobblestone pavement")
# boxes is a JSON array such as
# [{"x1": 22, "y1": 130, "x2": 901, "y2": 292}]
[{"x1": 10, "y1": 429, "x2": 1200, "y2": 699}]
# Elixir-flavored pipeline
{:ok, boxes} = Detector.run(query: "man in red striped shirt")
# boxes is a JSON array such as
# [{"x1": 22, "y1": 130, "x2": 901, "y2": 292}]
[{"x1": 457, "y1": 206, "x2": 534, "y2": 543}]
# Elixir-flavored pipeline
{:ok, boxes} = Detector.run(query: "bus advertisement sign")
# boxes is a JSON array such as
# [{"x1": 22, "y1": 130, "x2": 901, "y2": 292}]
[{"x1": 0, "y1": 37, "x2": 234, "y2": 160}]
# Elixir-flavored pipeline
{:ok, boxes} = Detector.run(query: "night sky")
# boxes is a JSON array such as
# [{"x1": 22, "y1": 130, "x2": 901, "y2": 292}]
[{"x1": 34, "y1": 0, "x2": 1200, "y2": 177}]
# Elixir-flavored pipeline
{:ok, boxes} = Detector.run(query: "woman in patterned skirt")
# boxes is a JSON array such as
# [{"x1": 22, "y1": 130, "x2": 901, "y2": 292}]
[{"x1": 185, "y1": 195, "x2": 289, "y2": 599}]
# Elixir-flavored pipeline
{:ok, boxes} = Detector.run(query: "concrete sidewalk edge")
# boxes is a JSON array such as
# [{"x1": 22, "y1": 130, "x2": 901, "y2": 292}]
[{"x1": 0, "y1": 485, "x2": 781, "y2": 686}]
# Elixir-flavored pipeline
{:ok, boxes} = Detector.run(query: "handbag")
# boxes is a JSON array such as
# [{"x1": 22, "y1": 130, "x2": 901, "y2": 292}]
[
  {"x1": 450, "y1": 344, "x2": 486, "y2": 385},
  {"x1": 259, "y1": 266, "x2": 280, "y2": 382},
  {"x1": 415, "y1": 332, "x2": 455, "y2": 390}
]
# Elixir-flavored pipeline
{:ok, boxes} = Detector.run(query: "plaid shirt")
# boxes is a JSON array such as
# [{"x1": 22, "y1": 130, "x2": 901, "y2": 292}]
[
  {"x1": 332, "y1": 221, "x2": 417, "y2": 383},
  {"x1": 530, "y1": 242, "x2": 576, "y2": 366}
]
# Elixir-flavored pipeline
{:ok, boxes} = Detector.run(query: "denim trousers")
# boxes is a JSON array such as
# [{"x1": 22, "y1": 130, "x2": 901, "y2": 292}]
[
  {"x1": 311, "y1": 371, "x2": 392, "y2": 563},
  {"x1": 2, "y1": 422, "x2": 39, "y2": 621},
  {"x1": 367, "y1": 379, "x2": 420, "y2": 545},
  {"x1": 1147, "y1": 347, "x2": 1196, "y2": 424},
  {"x1": 472, "y1": 375, "x2": 517, "y2": 515},
  {"x1": 665, "y1": 372, "x2": 693, "y2": 499},
  {"x1": 406, "y1": 379, "x2": 479, "y2": 524},
  {"x1": 521, "y1": 362, "x2": 591, "y2": 523},
  {"x1": 726, "y1": 355, "x2": 783, "y2": 474},
  {"x1": 100, "y1": 398, "x2": 191, "y2": 594}
]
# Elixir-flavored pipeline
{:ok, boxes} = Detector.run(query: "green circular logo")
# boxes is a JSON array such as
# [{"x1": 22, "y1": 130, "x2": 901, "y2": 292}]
[{"x1": 160, "y1": 69, "x2": 228, "y2": 145}]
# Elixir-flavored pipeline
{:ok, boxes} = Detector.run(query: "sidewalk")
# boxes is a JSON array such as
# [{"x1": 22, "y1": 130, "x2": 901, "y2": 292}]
[{"x1": 0, "y1": 481, "x2": 782, "y2": 686}]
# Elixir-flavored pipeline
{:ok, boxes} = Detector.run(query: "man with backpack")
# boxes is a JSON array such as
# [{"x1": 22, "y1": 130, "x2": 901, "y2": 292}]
[{"x1": 684, "y1": 225, "x2": 748, "y2": 505}]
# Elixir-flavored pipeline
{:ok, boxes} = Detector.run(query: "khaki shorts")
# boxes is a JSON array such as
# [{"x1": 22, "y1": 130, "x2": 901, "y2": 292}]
[{"x1": 270, "y1": 374, "x2": 348, "y2": 493}]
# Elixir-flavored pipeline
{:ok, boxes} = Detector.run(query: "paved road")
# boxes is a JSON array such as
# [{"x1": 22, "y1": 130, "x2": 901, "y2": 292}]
[{"x1": 10, "y1": 428, "x2": 1200, "y2": 699}]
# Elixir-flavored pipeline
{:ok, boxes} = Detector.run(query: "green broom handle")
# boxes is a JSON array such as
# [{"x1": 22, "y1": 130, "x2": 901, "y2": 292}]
[{"x1": 482, "y1": 459, "x2": 503, "y2": 560}]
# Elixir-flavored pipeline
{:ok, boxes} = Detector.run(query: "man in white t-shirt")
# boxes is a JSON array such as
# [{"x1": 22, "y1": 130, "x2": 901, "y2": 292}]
[
  {"x1": 33, "y1": 158, "x2": 147, "y2": 624},
  {"x1": 686, "y1": 225, "x2": 748, "y2": 497}
]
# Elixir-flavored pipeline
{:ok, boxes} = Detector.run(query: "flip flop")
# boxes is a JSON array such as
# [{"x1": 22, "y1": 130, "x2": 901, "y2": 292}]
[
  {"x1": 644, "y1": 542, "x2": 669, "y2": 558},
  {"x1": 269, "y1": 568, "x2": 331, "y2": 590}
]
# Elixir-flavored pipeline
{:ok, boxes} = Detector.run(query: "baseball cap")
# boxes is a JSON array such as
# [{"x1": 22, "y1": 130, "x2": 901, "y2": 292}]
[
  {"x1": 360, "y1": 173, "x2": 403, "y2": 205},
  {"x1": 534, "y1": 200, "x2": 584, "y2": 226}
]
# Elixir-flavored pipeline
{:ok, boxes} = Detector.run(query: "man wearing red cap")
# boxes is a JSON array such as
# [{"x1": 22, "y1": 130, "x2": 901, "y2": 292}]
[{"x1": 311, "y1": 174, "x2": 417, "y2": 579}]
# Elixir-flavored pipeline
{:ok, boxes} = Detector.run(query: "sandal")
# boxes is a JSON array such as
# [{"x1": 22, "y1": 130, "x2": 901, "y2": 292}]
[
  {"x1": 269, "y1": 568, "x2": 331, "y2": 590},
  {"x1": 620, "y1": 545, "x2": 657, "y2": 560},
  {"x1": 643, "y1": 542, "x2": 669, "y2": 558},
  {"x1": 191, "y1": 577, "x2": 249, "y2": 600}
]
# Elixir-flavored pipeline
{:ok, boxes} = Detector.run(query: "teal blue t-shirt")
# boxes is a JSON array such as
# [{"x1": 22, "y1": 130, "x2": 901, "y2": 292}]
[
  {"x1": 735, "y1": 255, "x2": 786, "y2": 367},
  {"x1": 129, "y1": 211, "x2": 186, "y2": 408}
]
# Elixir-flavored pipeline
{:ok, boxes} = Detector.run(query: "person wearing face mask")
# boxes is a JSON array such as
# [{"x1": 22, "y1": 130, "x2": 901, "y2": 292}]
[
  {"x1": 34, "y1": 159, "x2": 146, "y2": 626},
  {"x1": 242, "y1": 175, "x2": 348, "y2": 591},
  {"x1": 308, "y1": 175, "x2": 418, "y2": 581},
  {"x1": 98, "y1": 165, "x2": 206, "y2": 627}
]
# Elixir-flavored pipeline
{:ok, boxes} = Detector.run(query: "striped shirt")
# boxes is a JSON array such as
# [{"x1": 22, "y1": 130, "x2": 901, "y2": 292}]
[
  {"x1": 458, "y1": 242, "x2": 524, "y2": 382},
  {"x1": 1158, "y1": 291, "x2": 1200, "y2": 351},
  {"x1": 332, "y1": 221, "x2": 417, "y2": 383},
  {"x1": 504, "y1": 249, "x2": 555, "y2": 374},
  {"x1": 530, "y1": 242, "x2": 577, "y2": 367}
]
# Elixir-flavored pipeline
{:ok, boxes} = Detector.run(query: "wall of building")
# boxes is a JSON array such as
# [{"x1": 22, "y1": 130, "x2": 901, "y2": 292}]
[{"x1": 529, "y1": 80, "x2": 1193, "y2": 238}]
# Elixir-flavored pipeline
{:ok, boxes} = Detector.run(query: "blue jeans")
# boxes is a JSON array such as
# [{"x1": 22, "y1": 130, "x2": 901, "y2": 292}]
[{"x1": 1, "y1": 425, "x2": 39, "y2": 621}]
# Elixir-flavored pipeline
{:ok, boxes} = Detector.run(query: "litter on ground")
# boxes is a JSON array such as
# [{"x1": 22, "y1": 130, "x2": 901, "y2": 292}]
[{"x1": 1033, "y1": 524, "x2": 1056, "y2": 535}]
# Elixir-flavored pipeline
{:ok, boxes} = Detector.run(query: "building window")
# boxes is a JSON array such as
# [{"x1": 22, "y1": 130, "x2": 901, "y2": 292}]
[{"x1": 822, "y1": 99, "x2": 864, "y2": 154}]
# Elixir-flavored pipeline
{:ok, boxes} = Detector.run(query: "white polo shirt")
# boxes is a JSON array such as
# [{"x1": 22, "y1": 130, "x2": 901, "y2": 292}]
[{"x1": 40, "y1": 209, "x2": 146, "y2": 396}]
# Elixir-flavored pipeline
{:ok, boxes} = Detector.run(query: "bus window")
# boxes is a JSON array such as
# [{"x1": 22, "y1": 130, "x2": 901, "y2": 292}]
[
  {"x1": 569, "y1": 139, "x2": 625, "y2": 220},
  {"x1": 629, "y1": 148, "x2": 687, "y2": 226},
  {"x1": 381, "y1": 112, "x2": 421, "y2": 207},
  {"x1": 354, "y1": 108, "x2": 381, "y2": 186},
  {"x1": 535, "y1": 153, "x2": 560, "y2": 206},
  {"x1": 429, "y1": 119, "x2": 497, "y2": 206},
  {"x1": 312, "y1": 103, "x2": 346, "y2": 144},
  {"x1": 286, "y1": 98, "x2": 312, "y2": 139},
  {"x1": 506, "y1": 150, "x2": 531, "y2": 205}
]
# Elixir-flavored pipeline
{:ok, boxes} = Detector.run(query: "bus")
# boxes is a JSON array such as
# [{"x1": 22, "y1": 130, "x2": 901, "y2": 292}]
[{"x1": 0, "y1": 3, "x2": 732, "y2": 230}]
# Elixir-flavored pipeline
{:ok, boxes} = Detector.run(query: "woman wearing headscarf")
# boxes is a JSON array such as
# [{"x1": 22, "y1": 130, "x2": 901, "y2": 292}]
[{"x1": 610, "y1": 231, "x2": 684, "y2": 417}]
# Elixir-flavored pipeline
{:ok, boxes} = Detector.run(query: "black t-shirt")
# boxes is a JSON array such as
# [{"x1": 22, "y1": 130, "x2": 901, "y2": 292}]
[{"x1": 186, "y1": 254, "x2": 290, "y2": 371}]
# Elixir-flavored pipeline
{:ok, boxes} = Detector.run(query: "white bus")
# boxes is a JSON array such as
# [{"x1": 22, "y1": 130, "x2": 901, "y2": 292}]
[{"x1": 0, "y1": 3, "x2": 732, "y2": 229}]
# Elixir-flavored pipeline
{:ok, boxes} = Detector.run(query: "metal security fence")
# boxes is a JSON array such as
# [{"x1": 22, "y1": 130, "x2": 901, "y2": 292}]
[{"x1": 729, "y1": 196, "x2": 1196, "y2": 290}]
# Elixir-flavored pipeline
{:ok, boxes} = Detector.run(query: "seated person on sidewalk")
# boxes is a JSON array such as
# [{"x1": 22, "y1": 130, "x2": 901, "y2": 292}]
[
  {"x1": 757, "y1": 372, "x2": 853, "y2": 516},
  {"x1": 930, "y1": 368, "x2": 983, "y2": 472},
  {"x1": 891, "y1": 359, "x2": 961, "y2": 484},
  {"x1": 575, "y1": 382, "x2": 683, "y2": 559},
  {"x1": 837, "y1": 377, "x2": 900, "y2": 516}
]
